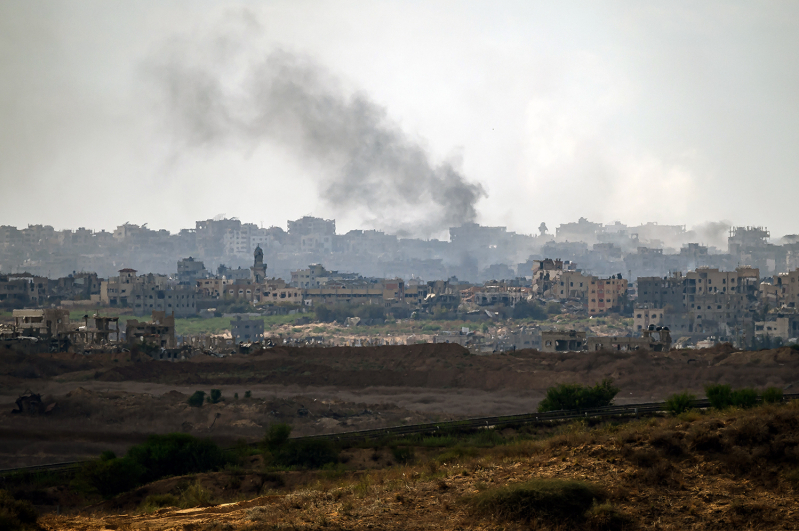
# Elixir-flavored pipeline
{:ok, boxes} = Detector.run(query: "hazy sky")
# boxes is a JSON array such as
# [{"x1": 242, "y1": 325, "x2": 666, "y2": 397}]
[{"x1": 1, "y1": 1, "x2": 798, "y2": 239}]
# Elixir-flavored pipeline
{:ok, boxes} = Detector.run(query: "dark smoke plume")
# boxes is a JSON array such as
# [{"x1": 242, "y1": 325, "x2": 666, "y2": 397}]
[{"x1": 150, "y1": 23, "x2": 485, "y2": 237}]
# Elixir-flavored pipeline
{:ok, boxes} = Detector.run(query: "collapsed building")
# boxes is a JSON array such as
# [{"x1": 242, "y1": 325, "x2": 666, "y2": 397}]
[{"x1": 541, "y1": 326, "x2": 671, "y2": 353}]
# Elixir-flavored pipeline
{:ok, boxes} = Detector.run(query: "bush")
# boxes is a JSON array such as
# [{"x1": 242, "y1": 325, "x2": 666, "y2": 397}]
[
  {"x1": 77, "y1": 435, "x2": 227, "y2": 499},
  {"x1": 273, "y1": 439, "x2": 339, "y2": 469},
  {"x1": 75, "y1": 455, "x2": 144, "y2": 498},
  {"x1": 538, "y1": 379, "x2": 620, "y2": 412},
  {"x1": 705, "y1": 384, "x2": 733, "y2": 409},
  {"x1": 261, "y1": 423, "x2": 338, "y2": 469},
  {"x1": 0, "y1": 489, "x2": 40, "y2": 531},
  {"x1": 139, "y1": 493, "x2": 178, "y2": 513},
  {"x1": 244, "y1": 390, "x2": 252, "y2": 399},
  {"x1": 465, "y1": 478, "x2": 604, "y2": 524},
  {"x1": 511, "y1": 301, "x2": 547, "y2": 320},
  {"x1": 177, "y1": 480, "x2": 212, "y2": 508},
  {"x1": 187, "y1": 391, "x2": 205, "y2": 408},
  {"x1": 391, "y1": 446, "x2": 415, "y2": 464},
  {"x1": 126, "y1": 433, "x2": 228, "y2": 485},
  {"x1": 545, "y1": 302, "x2": 562, "y2": 315},
  {"x1": 762, "y1": 387, "x2": 784, "y2": 404},
  {"x1": 665, "y1": 392, "x2": 696, "y2": 415},
  {"x1": 263, "y1": 423, "x2": 292, "y2": 452},
  {"x1": 209, "y1": 389, "x2": 222, "y2": 404},
  {"x1": 731, "y1": 388, "x2": 758, "y2": 409}
]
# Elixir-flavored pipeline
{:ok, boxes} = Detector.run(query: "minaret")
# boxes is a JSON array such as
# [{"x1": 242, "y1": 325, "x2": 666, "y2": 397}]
[{"x1": 252, "y1": 245, "x2": 267, "y2": 283}]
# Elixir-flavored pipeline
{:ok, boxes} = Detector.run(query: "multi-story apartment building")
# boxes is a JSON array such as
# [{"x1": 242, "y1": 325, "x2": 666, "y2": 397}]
[
  {"x1": 637, "y1": 273, "x2": 685, "y2": 310},
  {"x1": 587, "y1": 275, "x2": 628, "y2": 314}
]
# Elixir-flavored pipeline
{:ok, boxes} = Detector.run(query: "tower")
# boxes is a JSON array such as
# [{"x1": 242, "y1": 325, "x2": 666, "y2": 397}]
[{"x1": 251, "y1": 245, "x2": 267, "y2": 283}]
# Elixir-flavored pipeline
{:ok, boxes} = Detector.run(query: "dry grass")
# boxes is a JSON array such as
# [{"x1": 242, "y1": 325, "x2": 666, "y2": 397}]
[{"x1": 36, "y1": 400, "x2": 799, "y2": 531}]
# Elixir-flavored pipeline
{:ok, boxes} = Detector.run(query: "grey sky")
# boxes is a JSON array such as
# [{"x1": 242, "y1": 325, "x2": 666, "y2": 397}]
[{"x1": 1, "y1": 1, "x2": 798, "y2": 239}]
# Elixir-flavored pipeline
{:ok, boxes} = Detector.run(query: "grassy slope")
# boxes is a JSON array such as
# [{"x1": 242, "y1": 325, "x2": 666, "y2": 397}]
[{"x1": 40, "y1": 401, "x2": 799, "y2": 530}]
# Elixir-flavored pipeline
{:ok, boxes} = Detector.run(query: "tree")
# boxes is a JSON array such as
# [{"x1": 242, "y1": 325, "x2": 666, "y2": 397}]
[
  {"x1": 187, "y1": 391, "x2": 205, "y2": 408},
  {"x1": 209, "y1": 389, "x2": 222, "y2": 404}
]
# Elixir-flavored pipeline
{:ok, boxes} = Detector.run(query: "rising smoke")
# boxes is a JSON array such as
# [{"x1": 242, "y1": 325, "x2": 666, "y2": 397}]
[
  {"x1": 149, "y1": 19, "x2": 485, "y2": 238},
  {"x1": 688, "y1": 220, "x2": 732, "y2": 249}
]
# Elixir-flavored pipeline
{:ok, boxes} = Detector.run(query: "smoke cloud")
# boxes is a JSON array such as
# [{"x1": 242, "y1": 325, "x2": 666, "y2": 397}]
[
  {"x1": 149, "y1": 21, "x2": 485, "y2": 238},
  {"x1": 689, "y1": 221, "x2": 732, "y2": 249}
]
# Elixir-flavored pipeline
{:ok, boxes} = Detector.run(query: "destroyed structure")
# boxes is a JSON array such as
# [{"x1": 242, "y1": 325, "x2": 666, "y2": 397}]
[{"x1": 5, "y1": 216, "x2": 799, "y2": 353}]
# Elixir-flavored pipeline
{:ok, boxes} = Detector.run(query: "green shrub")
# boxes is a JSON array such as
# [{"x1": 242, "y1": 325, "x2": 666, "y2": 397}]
[
  {"x1": 419, "y1": 435, "x2": 456, "y2": 447},
  {"x1": 274, "y1": 439, "x2": 338, "y2": 469},
  {"x1": 545, "y1": 302, "x2": 562, "y2": 315},
  {"x1": 465, "y1": 478, "x2": 604, "y2": 524},
  {"x1": 468, "y1": 428, "x2": 504, "y2": 448},
  {"x1": 511, "y1": 301, "x2": 547, "y2": 320},
  {"x1": 99, "y1": 450, "x2": 116, "y2": 461},
  {"x1": 762, "y1": 387, "x2": 784, "y2": 404},
  {"x1": 665, "y1": 392, "x2": 696, "y2": 415},
  {"x1": 263, "y1": 424, "x2": 293, "y2": 452},
  {"x1": 0, "y1": 489, "x2": 40, "y2": 531},
  {"x1": 261, "y1": 424, "x2": 339, "y2": 469},
  {"x1": 77, "y1": 436, "x2": 224, "y2": 499},
  {"x1": 209, "y1": 389, "x2": 222, "y2": 404},
  {"x1": 187, "y1": 391, "x2": 205, "y2": 408},
  {"x1": 390, "y1": 446, "x2": 415, "y2": 464},
  {"x1": 731, "y1": 388, "x2": 758, "y2": 409},
  {"x1": 244, "y1": 390, "x2": 252, "y2": 399},
  {"x1": 126, "y1": 433, "x2": 228, "y2": 485},
  {"x1": 75, "y1": 456, "x2": 144, "y2": 498},
  {"x1": 538, "y1": 379, "x2": 619, "y2": 412},
  {"x1": 435, "y1": 446, "x2": 480, "y2": 464},
  {"x1": 705, "y1": 383, "x2": 732, "y2": 409}
]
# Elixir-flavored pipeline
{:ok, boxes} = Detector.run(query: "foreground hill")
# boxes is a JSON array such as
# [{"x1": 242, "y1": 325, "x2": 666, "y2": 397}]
[{"x1": 36, "y1": 401, "x2": 799, "y2": 531}]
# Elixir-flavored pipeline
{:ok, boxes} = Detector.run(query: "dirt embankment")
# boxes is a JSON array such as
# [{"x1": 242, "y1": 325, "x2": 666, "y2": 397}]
[
  {"x1": 6, "y1": 343, "x2": 797, "y2": 396},
  {"x1": 3, "y1": 343, "x2": 798, "y2": 468}
]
